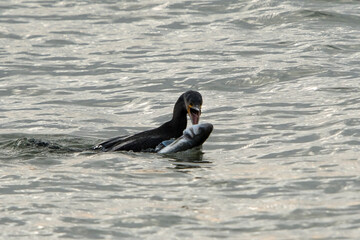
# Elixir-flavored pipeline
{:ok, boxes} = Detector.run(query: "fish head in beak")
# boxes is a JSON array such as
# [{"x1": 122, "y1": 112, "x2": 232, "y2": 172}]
[{"x1": 187, "y1": 104, "x2": 201, "y2": 125}]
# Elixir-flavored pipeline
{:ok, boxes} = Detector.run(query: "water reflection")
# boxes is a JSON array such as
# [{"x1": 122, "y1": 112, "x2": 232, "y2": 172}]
[
  {"x1": 162, "y1": 148, "x2": 213, "y2": 170},
  {"x1": 170, "y1": 160, "x2": 212, "y2": 171}
]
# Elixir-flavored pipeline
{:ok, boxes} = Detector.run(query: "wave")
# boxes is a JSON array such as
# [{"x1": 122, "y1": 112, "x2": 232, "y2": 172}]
[{"x1": 0, "y1": 134, "x2": 97, "y2": 161}]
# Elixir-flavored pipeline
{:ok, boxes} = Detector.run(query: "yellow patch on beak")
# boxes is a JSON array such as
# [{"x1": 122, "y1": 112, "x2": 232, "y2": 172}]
[{"x1": 187, "y1": 104, "x2": 192, "y2": 115}]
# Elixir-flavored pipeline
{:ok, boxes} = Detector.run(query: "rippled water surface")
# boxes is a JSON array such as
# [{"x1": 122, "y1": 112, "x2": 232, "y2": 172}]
[{"x1": 1, "y1": 0, "x2": 360, "y2": 239}]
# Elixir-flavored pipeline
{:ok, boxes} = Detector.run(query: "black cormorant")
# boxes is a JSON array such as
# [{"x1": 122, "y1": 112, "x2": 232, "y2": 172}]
[{"x1": 94, "y1": 90, "x2": 202, "y2": 152}]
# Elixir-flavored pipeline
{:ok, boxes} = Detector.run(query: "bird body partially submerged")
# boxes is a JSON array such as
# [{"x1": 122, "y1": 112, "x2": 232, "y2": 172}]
[{"x1": 94, "y1": 90, "x2": 204, "y2": 152}]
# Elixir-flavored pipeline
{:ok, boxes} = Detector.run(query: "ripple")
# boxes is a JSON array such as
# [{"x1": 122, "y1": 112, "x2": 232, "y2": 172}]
[{"x1": 1, "y1": 0, "x2": 360, "y2": 239}]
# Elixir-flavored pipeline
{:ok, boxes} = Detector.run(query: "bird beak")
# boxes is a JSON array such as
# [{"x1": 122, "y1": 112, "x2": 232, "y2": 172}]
[{"x1": 187, "y1": 105, "x2": 201, "y2": 125}]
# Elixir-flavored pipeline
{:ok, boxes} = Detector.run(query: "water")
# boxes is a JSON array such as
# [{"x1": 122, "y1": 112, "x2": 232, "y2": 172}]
[{"x1": 1, "y1": 0, "x2": 360, "y2": 239}]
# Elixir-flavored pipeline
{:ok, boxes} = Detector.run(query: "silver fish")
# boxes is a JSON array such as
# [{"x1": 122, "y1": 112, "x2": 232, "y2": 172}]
[{"x1": 157, "y1": 123, "x2": 213, "y2": 154}]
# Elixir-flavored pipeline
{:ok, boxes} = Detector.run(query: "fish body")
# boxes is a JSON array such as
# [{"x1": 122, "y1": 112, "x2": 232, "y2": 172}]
[{"x1": 157, "y1": 123, "x2": 213, "y2": 154}]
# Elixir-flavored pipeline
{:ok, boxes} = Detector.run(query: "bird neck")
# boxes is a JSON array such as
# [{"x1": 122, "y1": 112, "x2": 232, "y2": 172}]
[
  {"x1": 173, "y1": 104, "x2": 187, "y2": 124},
  {"x1": 157, "y1": 94, "x2": 187, "y2": 138},
  {"x1": 166, "y1": 93, "x2": 188, "y2": 136}
]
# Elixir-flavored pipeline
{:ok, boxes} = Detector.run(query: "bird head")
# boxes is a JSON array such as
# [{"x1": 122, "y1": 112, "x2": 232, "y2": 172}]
[{"x1": 183, "y1": 90, "x2": 202, "y2": 125}]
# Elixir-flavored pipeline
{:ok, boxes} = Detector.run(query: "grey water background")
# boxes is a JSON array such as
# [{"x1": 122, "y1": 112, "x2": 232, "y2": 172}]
[{"x1": 1, "y1": 0, "x2": 360, "y2": 239}]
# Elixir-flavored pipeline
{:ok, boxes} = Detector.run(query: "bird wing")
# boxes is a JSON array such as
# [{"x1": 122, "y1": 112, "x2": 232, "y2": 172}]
[
  {"x1": 110, "y1": 135, "x2": 165, "y2": 152},
  {"x1": 95, "y1": 131, "x2": 166, "y2": 152},
  {"x1": 94, "y1": 135, "x2": 129, "y2": 151}
]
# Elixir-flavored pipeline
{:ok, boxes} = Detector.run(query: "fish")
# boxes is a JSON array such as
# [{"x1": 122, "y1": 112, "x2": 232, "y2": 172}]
[{"x1": 156, "y1": 123, "x2": 213, "y2": 154}]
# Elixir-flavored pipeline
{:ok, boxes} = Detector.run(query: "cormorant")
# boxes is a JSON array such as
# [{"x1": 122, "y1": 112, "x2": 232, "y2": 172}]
[{"x1": 94, "y1": 90, "x2": 202, "y2": 152}]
